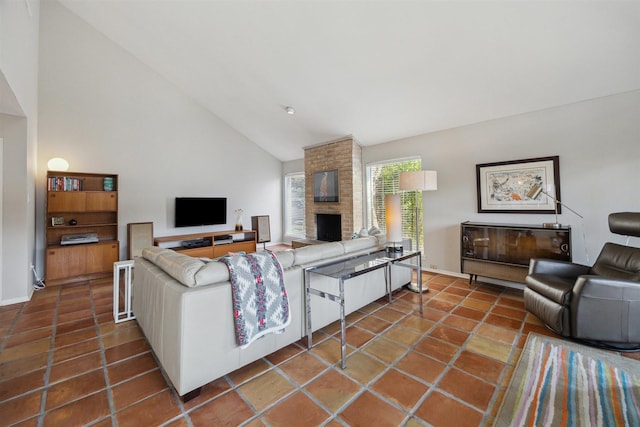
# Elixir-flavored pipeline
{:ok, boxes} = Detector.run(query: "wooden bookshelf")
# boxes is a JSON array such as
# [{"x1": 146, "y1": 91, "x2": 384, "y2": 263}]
[{"x1": 46, "y1": 171, "x2": 119, "y2": 286}]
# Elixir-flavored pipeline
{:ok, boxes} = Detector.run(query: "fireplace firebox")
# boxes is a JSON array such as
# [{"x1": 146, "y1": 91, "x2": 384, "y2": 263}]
[{"x1": 316, "y1": 214, "x2": 341, "y2": 242}]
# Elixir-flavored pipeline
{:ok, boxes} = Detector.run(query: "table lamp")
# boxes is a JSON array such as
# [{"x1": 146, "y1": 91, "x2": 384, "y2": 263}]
[
  {"x1": 385, "y1": 194, "x2": 403, "y2": 253},
  {"x1": 527, "y1": 184, "x2": 583, "y2": 228},
  {"x1": 399, "y1": 170, "x2": 438, "y2": 292}
]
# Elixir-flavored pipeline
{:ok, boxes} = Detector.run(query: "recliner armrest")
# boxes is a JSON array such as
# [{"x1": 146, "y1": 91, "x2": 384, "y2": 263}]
[
  {"x1": 528, "y1": 258, "x2": 590, "y2": 277},
  {"x1": 571, "y1": 275, "x2": 640, "y2": 343},
  {"x1": 573, "y1": 275, "x2": 640, "y2": 295}
]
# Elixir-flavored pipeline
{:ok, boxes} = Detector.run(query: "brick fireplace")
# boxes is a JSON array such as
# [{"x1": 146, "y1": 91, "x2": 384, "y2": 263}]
[
  {"x1": 304, "y1": 136, "x2": 363, "y2": 241},
  {"x1": 316, "y1": 213, "x2": 342, "y2": 241}
]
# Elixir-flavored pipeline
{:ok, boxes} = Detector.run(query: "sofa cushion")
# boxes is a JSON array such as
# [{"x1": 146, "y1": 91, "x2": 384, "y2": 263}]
[
  {"x1": 142, "y1": 246, "x2": 173, "y2": 265},
  {"x1": 194, "y1": 261, "x2": 230, "y2": 286},
  {"x1": 293, "y1": 242, "x2": 344, "y2": 266},
  {"x1": 341, "y1": 236, "x2": 378, "y2": 254},
  {"x1": 274, "y1": 249, "x2": 295, "y2": 269},
  {"x1": 374, "y1": 234, "x2": 388, "y2": 245},
  {"x1": 154, "y1": 250, "x2": 205, "y2": 287}
]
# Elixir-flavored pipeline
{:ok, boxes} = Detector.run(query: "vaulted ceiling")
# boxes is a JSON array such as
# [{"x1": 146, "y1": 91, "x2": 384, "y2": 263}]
[{"x1": 57, "y1": 1, "x2": 640, "y2": 161}]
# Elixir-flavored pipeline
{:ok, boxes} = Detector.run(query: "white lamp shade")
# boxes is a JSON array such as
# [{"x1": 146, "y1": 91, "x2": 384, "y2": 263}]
[
  {"x1": 385, "y1": 194, "x2": 402, "y2": 243},
  {"x1": 399, "y1": 170, "x2": 437, "y2": 191},
  {"x1": 47, "y1": 157, "x2": 69, "y2": 171}
]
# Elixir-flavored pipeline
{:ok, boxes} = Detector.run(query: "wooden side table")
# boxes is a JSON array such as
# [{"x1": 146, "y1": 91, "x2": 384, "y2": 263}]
[{"x1": 291, "y1": 239, "x2": 324, "y2": 249}]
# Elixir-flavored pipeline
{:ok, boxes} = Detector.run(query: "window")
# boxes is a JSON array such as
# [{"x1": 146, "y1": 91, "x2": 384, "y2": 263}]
[
  {"x1": 285, "y1": 173, "x2": 305, "y2": 238},
  {"x1": 365, "y1": 158, "x2": 422, "y2": 250}
]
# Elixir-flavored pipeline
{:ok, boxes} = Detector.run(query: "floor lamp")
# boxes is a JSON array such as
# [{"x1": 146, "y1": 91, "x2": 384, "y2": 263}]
[{"x1": 399, "y1": 170, "x2": 438, "y2": 293}]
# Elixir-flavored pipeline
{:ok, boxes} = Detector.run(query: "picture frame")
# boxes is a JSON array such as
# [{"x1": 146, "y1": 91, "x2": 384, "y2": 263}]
[
  {"x1": 127, "y1": 222, "x2": 154, "y2": 259},
  {"x1": 313, "y1": 169, "x2": 339, "y2": 202},
  {"x1": 476, "y1": 156, "x2": 560, "y2": 213}
]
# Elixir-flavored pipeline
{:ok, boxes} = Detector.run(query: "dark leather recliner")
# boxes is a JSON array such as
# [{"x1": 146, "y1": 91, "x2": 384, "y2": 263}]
[{"x1": 524, "y1": 212, "x2": 640, "y2": 350}]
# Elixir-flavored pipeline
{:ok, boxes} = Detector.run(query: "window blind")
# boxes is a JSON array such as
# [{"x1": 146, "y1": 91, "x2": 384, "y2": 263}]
[{"x1": 365, "y1": 158, "x2": 422, "y2": 251}]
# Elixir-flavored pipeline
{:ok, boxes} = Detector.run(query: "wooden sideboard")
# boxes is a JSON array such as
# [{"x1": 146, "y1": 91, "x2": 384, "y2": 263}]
[
  {"x1": 154, "y1": 230, "x2": 257, "y2": 258},
  {"x1": 460, "y1": 221, "x2": 572, "y2": 287}
]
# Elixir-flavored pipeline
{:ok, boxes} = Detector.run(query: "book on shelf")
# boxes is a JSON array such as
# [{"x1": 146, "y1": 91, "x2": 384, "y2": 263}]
[{"x1": 47, "y1": 176, "x2": 83, "y2": 191}]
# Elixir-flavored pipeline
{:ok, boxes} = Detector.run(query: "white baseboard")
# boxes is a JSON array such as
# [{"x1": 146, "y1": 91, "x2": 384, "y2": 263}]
[{"x1": 1, "y1": 294, "x2": 31, "y2": 306}]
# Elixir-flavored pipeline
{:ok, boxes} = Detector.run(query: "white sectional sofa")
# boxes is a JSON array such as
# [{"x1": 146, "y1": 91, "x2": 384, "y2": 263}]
[{"x1": 132, "y1": 236, "x2": 412, "y2": 400}]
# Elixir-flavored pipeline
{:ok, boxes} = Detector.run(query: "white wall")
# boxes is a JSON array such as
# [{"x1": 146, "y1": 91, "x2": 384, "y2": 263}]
[
  {"x1": 37, "y1": 1, "x2": 283, "y2": 269},
  {"x1": 27, "y1": 0, "x2": 640, "y2": 295},
  {"x1": 0, "y1": 0, "x2": 40, "y2": 304},
  {"x1": 363, "y1": 91, "x2": 640, "y2": 275},
  {"x1": 282, "y1": 158, "x2": 304, "y2": 176}
]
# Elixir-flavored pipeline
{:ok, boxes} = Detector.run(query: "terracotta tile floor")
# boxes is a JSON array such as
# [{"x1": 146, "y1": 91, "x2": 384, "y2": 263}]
[{"x1": 3, "y1": 272, "x2": 639, "y2": 426}]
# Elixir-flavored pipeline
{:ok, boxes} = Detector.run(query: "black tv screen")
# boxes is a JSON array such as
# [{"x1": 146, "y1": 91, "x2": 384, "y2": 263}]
[{"x1": 175, "y1": 197, "x2": 227, "y2": 228}]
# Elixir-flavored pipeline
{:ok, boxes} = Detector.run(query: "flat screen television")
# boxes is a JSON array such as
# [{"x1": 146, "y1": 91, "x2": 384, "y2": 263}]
[{"x1": 175, "y1": 197, "x2": 227, "y2": 228}]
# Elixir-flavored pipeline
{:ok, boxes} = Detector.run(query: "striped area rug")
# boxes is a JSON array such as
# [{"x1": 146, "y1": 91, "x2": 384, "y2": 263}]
[{"x1": 495, "y1": 333, "x2": 640, "y2": 427}]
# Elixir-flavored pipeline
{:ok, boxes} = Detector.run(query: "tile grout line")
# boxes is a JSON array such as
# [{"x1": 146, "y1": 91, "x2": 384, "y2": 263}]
[
  {"x1": 483, "y1": 295, "x2": 530, "y2": 425},
  {"x1": 391, "y1": 282, "x2": 477, "y2": 422},
  {"x1": 478, "y1": 286, "x2": 528, "y2": 427},
  {"x1": 305, "y1": 278, "x2": 465, "y2": 423},
  {"x1": 233, "y1": 299, "x2": 417, "y2": 425},
  {"x1": 339, "y1": 278, "x2": 478, "y2": 423},
  {"x1": 298, "y1": 279, "x2": 453, "y2": 424},
  {"x1": 458, "y1": 281, "x2": 519, "y2": 427},
  {"x1": 1, "y1": 274, "x2": 536, "y2": 426},
  {"x1": 261, "y1": 343, "x2": 347, "y2": 424},
  {"x1": 100, "y1": 282, "x2": 191, "y2": 427},
  {"x1": 456, "y1": 285, "x2": 504, "y2": 427},
  {"x1": 179, "y1": 340, "x2": 322, "y2": 425},
  {"x1": 399, "y1": 279, "x2": 524, "y2": 425},
  {"x1": 0, "y1": 298, "x2": 27, "y2": 352},
  {"x1": 228, "y1": 276, "x2": 503, "y2": 424},
  {"x1": 36, "y1": 286, "x2": 62, "y2": 427},
  {"x1": 89, "y1": 281, "x2": 119, "y2": 426}
]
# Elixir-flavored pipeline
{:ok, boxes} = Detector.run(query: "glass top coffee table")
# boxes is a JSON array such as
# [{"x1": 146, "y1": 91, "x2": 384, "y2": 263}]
[{"x1": 304, "y1": 249, "x2": 422, "y2": 368}]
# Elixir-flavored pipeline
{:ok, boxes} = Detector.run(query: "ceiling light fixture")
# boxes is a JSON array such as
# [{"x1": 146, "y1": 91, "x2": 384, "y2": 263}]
[{"x1": 285, "y1": 106, "x2": 296, "y2": 115}]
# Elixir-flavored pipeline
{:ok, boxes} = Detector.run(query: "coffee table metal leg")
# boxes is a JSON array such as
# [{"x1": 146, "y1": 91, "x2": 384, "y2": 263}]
[
  {"x1": 339, "y1": 277, "x2": 347, "y2": 369},
  {"x1": 386, "y1": 264, "x2": 392, "y2": 303},
  {"x1": 418, "y1": 254, "x2": 423, "y2": 315},
  {"x1": 305, "y1": 269, "x2": 312, "y2": 350}
]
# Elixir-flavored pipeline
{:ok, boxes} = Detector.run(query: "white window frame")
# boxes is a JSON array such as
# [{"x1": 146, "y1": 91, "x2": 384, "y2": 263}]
[
  {"x1": 365, "y1": 157, "x2": 422, "y2": 251},
  {"x1": 284, "y1": 172, "x2": 305, "y2": 239}
]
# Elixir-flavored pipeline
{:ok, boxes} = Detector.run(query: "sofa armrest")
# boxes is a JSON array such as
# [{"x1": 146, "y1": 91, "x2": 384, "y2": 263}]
[
  {"x1": 571, "y1": 275, "x2": 640, "y2": 343},
  {"x1": 528, "y1": 258, "x2": 590, "y2": 277}
]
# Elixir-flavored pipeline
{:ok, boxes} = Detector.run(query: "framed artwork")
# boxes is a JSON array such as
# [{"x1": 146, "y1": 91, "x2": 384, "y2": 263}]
[
  {"x1": 127, "y1": 222, "x2": 154, "y2": 259},
  {"x1": 313, "y1": 170, "x2": 339, "y2": 202},
  {"x1": 476, "y1": 156, "x2": 560, "y2": 213}
]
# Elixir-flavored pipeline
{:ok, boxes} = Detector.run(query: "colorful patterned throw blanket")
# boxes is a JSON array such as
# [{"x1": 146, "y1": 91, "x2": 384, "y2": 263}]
[{"x1": 220, "y1": 251, "x2": 290, "y2": 349}]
